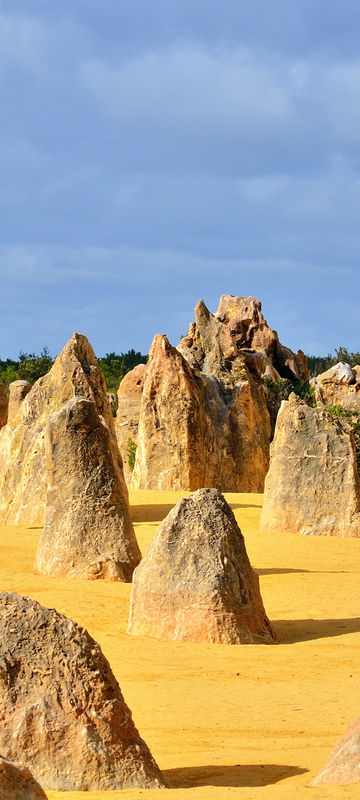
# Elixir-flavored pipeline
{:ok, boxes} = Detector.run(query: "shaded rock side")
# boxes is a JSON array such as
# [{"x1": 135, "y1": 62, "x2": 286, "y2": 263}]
[
  {"x1": 115, "y1": 363, "x2": 146, "y2": 485},
  {"x1": 0, "y1": 592, "x2": 165, "y2": 791},
  {"x1": 7, "y1": 380, "x2": 32, "y2": 422},
  {"x1": 260, "y1": 393, "x2": 360, "y2": 537},
  {"x1": 128, "y1": 488, "x2": 275, "y2": 644},
  {"x1": 35, "y1": 398, "x2": 141, "y2": 581},
  {"x1": 0, "y1": 376, "x2": 8, "y2": 428},
  {"x1": 0, "y1": 333, "x2": 128, "y2": 525},
  {"x1": 0, "y1": 757, "x2": 48, "y2": 800},
  {"x1": 311, "y1": 361, "x2": 360, "y2": 412},
  {"x1": 131, "y1": 336, "x2": 206, "y2": 490},
  {"x1": 312, "y1": 714, "x2": 360, "y2": 785}
]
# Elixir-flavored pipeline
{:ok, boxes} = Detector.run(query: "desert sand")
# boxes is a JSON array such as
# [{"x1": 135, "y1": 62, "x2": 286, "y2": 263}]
[{"x1": 2, "y1": 489, "x2": 360, "y2": 800}]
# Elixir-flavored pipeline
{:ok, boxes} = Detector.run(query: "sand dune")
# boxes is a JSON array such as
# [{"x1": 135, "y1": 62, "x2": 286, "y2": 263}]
[{"x1": 1, "y1": 489, "x2": 360, "y2": 799}]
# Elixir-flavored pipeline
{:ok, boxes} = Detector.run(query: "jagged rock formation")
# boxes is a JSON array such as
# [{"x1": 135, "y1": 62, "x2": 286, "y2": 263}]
[
  {"x1": 0, "y1": 757, "x2": 47, "y2": 800},
  {"x1": 7, "y1": 380, "x2": 32, "y2": 421},
  {"x1": 0, "y1": 592, "x2": 165, "y2": 791},
  {"x1": 260, "y1": 393, "x2": 360, "y2": 537},
  {"x1": 0, "y1": 333, "x2": 128, "y2": 525},
  {"x1": 0, "y1": 376, "x2": 8, "y2": 428},
  {"x1": 312, "y1": 714, "x2": 360, "y2": 785},
  {"x1": 35, "y1": 398, "x2": 141, "y2": 580},
  {"x1": 311, "y1": 362, "x2": 360, "y2": 412},
  {"x1": 128, "y1": 488, "x2": 275, "y2": 644},
  {"x1": 115, "y1": 363, "x2": 146, "y2": 484}
]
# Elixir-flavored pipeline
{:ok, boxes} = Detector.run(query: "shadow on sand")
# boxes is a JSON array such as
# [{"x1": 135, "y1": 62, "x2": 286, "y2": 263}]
[
  {"x1": 256, "y1": 567, "x2": 349, "y2": 575},
  {"x1": 274, "y1": 617, "x2": 360, "y2": 644},
  {"x1": 130, "y1": 504, "x2": 176, "y2": 523},
  {"x1": 163, "y1": 763, "x2": 308, "y2": 788}
]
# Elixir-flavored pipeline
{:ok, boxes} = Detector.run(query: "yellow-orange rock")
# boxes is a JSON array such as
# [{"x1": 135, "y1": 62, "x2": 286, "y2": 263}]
[
  {"x1": 128, "y1": 488, "x2": 275, "y2": 643},
  {"x1": 260, "y1": 393, "x2": 360, "y2": 537},
  {"x1": 0, "y1": 376, "x2": 8, "y2": 428},
  {"x1": 0, "y1": 592, "x2": 165, "y2": 791},
  {"x1": 0, "y1": 333, "x2": 128, "y2": 525},
  {"x1": 312, "y1": 713, "x2": 360, "y2": 785},
  {"x1": 115, "y1": 363, "x2": 146, "y2": 484},
  {"x1": 311, "y1": 362, "x2": 360, "y2": 412},
  {"x1": 35, "y1": 398, "x2": 141, "y2": 581},
  {"x1": 7, "y1": 380, "x2": 32, "y2": 422},
  {"x1": 0, "y1": 757, "x2": 47, "y2": 800}
]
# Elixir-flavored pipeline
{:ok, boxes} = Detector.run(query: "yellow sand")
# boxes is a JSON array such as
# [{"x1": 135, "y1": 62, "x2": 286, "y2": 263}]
[{"x1": 2, "y1": 489, "x2": 360, "y2": 800}]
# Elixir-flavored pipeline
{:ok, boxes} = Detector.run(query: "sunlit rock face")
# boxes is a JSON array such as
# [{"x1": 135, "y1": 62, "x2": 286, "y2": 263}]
[
  {"x1": 311, "y1": 361, "x2": 360, "y2": 412},
  {"x1": 260, "y1": 393, "x2": 360, "y2": 537},
  {"x1": 0, "y1": 332, "x2": 128, "y2": 525},
  {"x1": 128, "y1": 488, "x2": 276, "y2": 644},
  {"x1": 7, "y1": 380, "x2": 32, "y2": 422},
  {"x1": 312, "y1": 713, "x2": 360, "y2": 785},
  {"x1": 0, "y1": 592, "x2": 166, "y2": 791},
  {"x1": 115, "y1": 363, "x2": 146, "y2": 485}
]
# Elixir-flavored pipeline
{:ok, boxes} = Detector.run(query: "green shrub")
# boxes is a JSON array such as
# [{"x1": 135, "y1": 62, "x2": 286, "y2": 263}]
[{"x1": 127, "y1": 436, "x2": 137, "y2": 472}]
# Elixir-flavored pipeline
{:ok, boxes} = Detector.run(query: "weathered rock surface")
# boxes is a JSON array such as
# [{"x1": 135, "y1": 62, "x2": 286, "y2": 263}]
[
  {"x1": 311, "y1": 362, "x2": 360, "y2": 412},
  {"x1": 35, "y1": 398, "x2": 141, "y2": 580},
  {"x1": 0, "y1": 757, "x2": 47, "y2": 800},
  {"x1": 0, "y1": 376, "x2": 8, "y2": 428},
  {"x1": 128, "y1": 488, "x2": 275, "y2": 643},
  {"x1": 7, "y1": 380, "x2": 32, "y2": 422},
  {"x1": 312, "y1": 714, "x2": 360, "y2": 785},
  {"x1": 0, "y1": 333, "x2": 128, "y2": 525},
  {"x1": 115, "y1": 363, "x2": 146, "y2": 484},
  {"x1": 0, "y1": 592, "x2": 165, "y2": 791},
  {"x1": 260, "y1": 393, "x2": 360, "y2": 537}
]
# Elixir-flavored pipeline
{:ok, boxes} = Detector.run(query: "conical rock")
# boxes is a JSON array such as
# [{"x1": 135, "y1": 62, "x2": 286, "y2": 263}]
[
  {"x1": 312, "y1": 713, "x2": 360, "y2": 785},
  {"x1": 0, "y1": 757, "x2": 47, "y2": 800}
]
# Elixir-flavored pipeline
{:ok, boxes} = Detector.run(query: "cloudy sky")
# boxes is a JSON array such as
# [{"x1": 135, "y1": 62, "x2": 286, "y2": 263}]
[{"x1": 1, "y1": 1, "x2": 360, "y2": 359}]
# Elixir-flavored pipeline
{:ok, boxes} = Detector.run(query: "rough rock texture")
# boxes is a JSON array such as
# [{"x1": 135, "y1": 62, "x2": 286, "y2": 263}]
[
  {"x1": 0, "y1": 592, "x2": 165, "y2": 791},
  {"x1": 35, "y1": 398, "x2": 141, "y2": 580},
  {"x1": 115, "y1": 363, "x2": 146, "y2": 484},
  {"x1": 311, "y1": 362, "x2": 360, "y2": 412},
  {"x1": 312, "y1": 714, "x2": 360, "y2": 785},
  {"x1": 0, "y1": 757, "x2": 48, "y2": 800},
  {"x1": 0, "y1": 333, "x2": 128, "y2": 525},
  {"x1": 0, "y1": 376, "x2": 8, "y2": 428},
  {"x1": 260, "y1": 393, "x2": 360, "y2": 537},
  {"x1": 128, "y1": 488, "x2": 275, "y2": 644},
  {"x1": 7, "y1": 380, "x2": 32, "y2": 422}
]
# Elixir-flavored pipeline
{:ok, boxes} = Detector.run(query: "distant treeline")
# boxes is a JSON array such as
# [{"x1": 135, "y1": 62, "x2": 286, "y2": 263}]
[
  {"x1": 1, "y1": 345, "x2": 359, "y2": 392},
  {"x1": 0, "y1": 348, "x2": 147, "y2": 393}
]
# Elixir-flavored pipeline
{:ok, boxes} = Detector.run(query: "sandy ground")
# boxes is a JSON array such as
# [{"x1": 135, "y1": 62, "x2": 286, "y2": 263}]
[{"x1": 1, "y1": 489, "x2": 360, "y2": 800}]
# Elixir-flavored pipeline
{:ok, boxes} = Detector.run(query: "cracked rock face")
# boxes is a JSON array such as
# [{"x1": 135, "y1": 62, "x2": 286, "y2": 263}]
[
  {"x1": 260, "y1": 393, "x2": 360, "y2": 537},
  {"x1": 128, "y1": 488, "x2": 275, "y2": 644},
  {"x1": 0, "y1": 757, "x2": 48, "y2": 800},
  {"x1": 34, "y1": 398, "x2": 141, "y2": 581},
  {"x1": 0, "y1": 333, "x2": 128, "y2": 525},
  {"x1": 311, "y1": 361, "x2": 360, "y2": 412},
  {"x1": 0, "y1": 592, "x2": 165, "y2": 791},
  {"x1": 312, "y1": 714, "x2": 360, "y2": 785}
]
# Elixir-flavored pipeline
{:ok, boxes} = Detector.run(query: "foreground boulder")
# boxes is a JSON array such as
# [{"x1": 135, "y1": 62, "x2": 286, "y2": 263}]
[
  {"x1": 0, "y1": 333, "x2": 128, "y2": 525},
  {"x1": 311, "y1": 361, "x2": 360, "y2": 412},
  {"x1": 7, "y1": 380, "x2": 32, "y2": 422},
  {"x1": 312, "y1": 714, "x2": 360, "y2": 785},
  {"x1": 0, "y1": 592, "x2": 165, "y2": 791},
  {"x1": 35, "y1": 398, "x2": 141, "y2": 580},
  {"x1": 0, "y1": 376, "x2": 8, "y2": 427},
  {"x1": 0, "y1": 757, "x2": 47, "y2": 800},
  {"x1": 260, "y1": 393, "x2": 360, "y2": 537},
  {"x1": 128, "y1": 488, "x2": 275, "y2": 643},
  {"x1": 115, "y1": 363, "x2": 146, "y2": 484}
]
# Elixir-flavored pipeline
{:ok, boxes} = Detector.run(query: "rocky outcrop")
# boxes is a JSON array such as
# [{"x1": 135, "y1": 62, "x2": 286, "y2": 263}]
[
  {"x1": 7, "y1": 380, "x2": 32, "y2": 422},
  {"x1": 0, "y1": 333, "x2": 128, "y2": 525},
  {"x1": 312, "y1": 714, "x2": 360, "y2": 785},
  {"x1": 0, "y1": 758, "x2": 47, "y2": 800},
  {"x1": 260, "y1": 393, "x2": 360, "y2": 537},
  {"x1": 0, "y1": 376, "x2": 8, "y2": 428},
  {"x1": 311, "y1": 362, "x2": 360, "y2": 412},
  {"x1": 128, "y1": 488, "x2": 275, "y2": 644},
  {"x1": 115, "y1": 363, "x2": 146, "y2": 484},
  {"x1": 35, "y1": 398, "x2": 141, "y2": 580},
  {"x1": 0, "y1": 592, "x2": 165, "y2": 791}
]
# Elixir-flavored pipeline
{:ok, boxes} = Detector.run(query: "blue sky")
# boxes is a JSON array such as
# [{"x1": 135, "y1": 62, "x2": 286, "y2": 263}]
[{"x1": 1, "y1": 1, "x2": 360, "y2": 359}]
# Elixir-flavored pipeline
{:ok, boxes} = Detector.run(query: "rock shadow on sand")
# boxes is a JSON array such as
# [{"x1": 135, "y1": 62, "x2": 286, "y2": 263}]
[
  {"x1": 130, "y1": 504, "x2": 177, "y2": 523},
  {"x1": 164, "y1": 763, "x2": 308, "y2": 788},
  {"x1": 274, "y1": 617, "x2": 360, "y2": 643}
]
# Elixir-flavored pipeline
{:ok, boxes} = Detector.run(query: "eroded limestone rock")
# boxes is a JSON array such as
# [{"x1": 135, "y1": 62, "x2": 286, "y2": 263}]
[
  {"x1": 0, "y1": 333, "x2": 128, "y2": 525},
  {"x1": 0, "y1": 592, "x2": 165, "y2": 791},
  {"x1": 115, "y1": 363, "x2": 146, "y2": 484},
  {"x1": 7, "y1": 380, "x2": 32, "y2": 422},
  {"x1": 128, "y1": 488, "x2": 275, "y2": 644},
  {"x1": 311, "y1": 362, "x2": 360, "y2": 412},
  {"x1": 312, "y1": 714, "x2": 360, "y2": 785},
  {"x1": 0, "y1": 376, "x2": 8, "y2": 428},
  {"x1": 260, "y1": 393, "x2": 360, "y2": 537},
  {"x1": 0, "y1": 757, "x2": 47, "y2": 800},
  {"x1": 35, "y1": 398, "x2": 141, "y2": 580}
]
